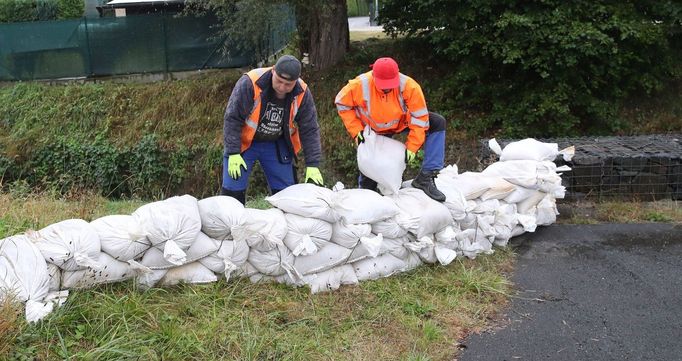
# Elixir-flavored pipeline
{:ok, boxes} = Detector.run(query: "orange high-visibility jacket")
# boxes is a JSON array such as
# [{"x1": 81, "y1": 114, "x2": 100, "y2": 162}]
[
  {"x1": 335, "y1": 70, "x2": 429, "y2": 152},
  {"x1": 240, "y1": 67, "x2": 308, "y2": 154}
]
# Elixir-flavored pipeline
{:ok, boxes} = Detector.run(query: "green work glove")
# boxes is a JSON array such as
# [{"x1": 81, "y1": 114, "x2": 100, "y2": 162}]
[
  {"x1": 405, "y1": 149, "x2": 417, "y2": 166},
  {"x1": 355, "y1": 131, "x2": 365, "y2": 145},
  {"x1": 304, "y1": 167, "x2": 324, "y2": 186},
  {"x1": 227, "y1": 154, "x2": 247, "y2": 180}
]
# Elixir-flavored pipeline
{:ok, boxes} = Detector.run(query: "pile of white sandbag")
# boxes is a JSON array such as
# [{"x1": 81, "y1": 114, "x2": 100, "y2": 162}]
[{"x1": 0, "y1": 138, "x2": 572, "y2": 322}]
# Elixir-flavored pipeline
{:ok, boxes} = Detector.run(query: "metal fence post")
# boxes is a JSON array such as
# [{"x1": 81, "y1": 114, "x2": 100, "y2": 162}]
[
  {"x1": 83, "y1": 16, "x2": 93, "y2": 77},
  {"x1": 162, "y1": 12, "x2": 169, "y2": 75}
]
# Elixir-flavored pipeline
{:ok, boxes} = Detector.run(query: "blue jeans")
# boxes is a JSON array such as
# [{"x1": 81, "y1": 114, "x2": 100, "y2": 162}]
[{"x1": 222, "y1": 140, "x2": 295, "y2": 192}]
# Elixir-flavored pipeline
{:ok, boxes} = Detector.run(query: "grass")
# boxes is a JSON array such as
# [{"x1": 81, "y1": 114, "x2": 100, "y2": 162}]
[
  {"x1": 0, "y1": 191, "x2": 514, "y2": 360},
  {"x1": 557, "y1": 199, "x2": 682, "y2": 224}
]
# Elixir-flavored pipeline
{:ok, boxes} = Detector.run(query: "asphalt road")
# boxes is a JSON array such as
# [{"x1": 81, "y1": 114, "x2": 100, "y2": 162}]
[{"x1": 458, "y1": 223, "x2": 682, "y2": 361}]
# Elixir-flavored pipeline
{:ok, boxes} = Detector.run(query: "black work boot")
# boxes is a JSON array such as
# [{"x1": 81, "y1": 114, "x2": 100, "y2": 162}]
[{"x1": 411, "y1": 170, "x2": 446, "y2": 202}]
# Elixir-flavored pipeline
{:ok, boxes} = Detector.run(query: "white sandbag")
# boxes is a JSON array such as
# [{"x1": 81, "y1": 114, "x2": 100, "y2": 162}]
[
  {"x1": 0, "y1": 235, "x2": 51, "y2": 321},
  {"x1": 381, "y1": 236, "x2": 410, "y2": 260},
  {"x1": 61, "y1": 253, "x2": 150, "y2": 289},
  {"x1": 91, "y1": 215, "x2": 149, "y2": 261},
  {"x1": 198, "y1": 239, "x2": 249, "y2": 280},
  {"x1": 436, "y1": 172, "x2": 491, "y2": 200},
  {"x1": 248, "y1": 244, "x2": 296, "y2": 277},
  {"x1": 516, "y1": 190, "x2": 547, "y2": 214},
  {"x1": 356, "y1": 125, "x2": 406, "y2": 195},
  {"x1": 492, "y1": 203, "x2": 518, "y2": 247},
  {"x1": 237, "y1": 261, "x2": 260, "y2": 278},
  {"x1": 455, "y1": 228, "x2": 494, "y2": 259},
  {"x1": 435, "y1": 225, "x2": 460, "y2": 252},
  {"x1": 517, "y1": 214, "x2": 538, "y2": 233},
  {"x1": 158, "y1": 262, "x2": 217, "y2": 286},
  {"x1": 479, "y1": 177, "x2": 516, "y2": 201},
  {"x1": 301, "y1": 265, "x2": 359, "y2": 294},
  {"x1": 536, "y1": 194, "x2": 559, "y2": 226},
  {"x1": 489, "y1": 138, "x2": 575, "y2": 162},
  {"x1": 140, "y1": 232, "x2": 220, "y2": 269},
  {"x1": 347, "y1": 233, "x2": 386, "y2": 263},
  {"x1": 482, "y1": 160, "x2": 563, "y2": 191},
  {"x1": 132, "y1": 195, "x2": 202, "y2": 265},
  {"x1": 283, "y1": 213, "x2": 333, "y2": 256},
  {"x1": 46, "y1": 263, "x2": 61, "y2": 292},
  {"x1": 31, "y1": 219, "x2": 102, "y2": 271},
  {"x1": 197, "y1": 196, "x2": 246, "y2": 240},
  {"x1": 331, "y1": 189, "x2": 400, "y2": 224},
  {"x1": 371, "y1": 217, "x2": 408, "y2": 238},
  {"x1": 471, "y1": 199, "x2": 500, "y2": 216},
  {"x1": 389, "y1": 188, "x2": 452, "y2": 238},
  {"x1": 352, "y1": 253, "x2": 410, "y2": 281},
  {"x1": 137, "y1": 269, "x2": 167, "y2": 289},
  {"x1": 25, "y1": 291, "x2": 69, "y2": 323},
  {"x1": 294, "y1": 242, "x2": 352, "y2": 275},
  {"x1": 404, "y1": 235, "x2": 439, "y2": 264},
  {"x1": 265, "y1": 183, "x2": 339, "y2": 223},
  {"x1": 432, "y1": 179, "x2": 469, "y2": 221},
  {"x1": 503, "y1": 185, "x2": 538, "y2": 204},
  {"x1": 232, "y1": 208, "x2": 287, "y2": 252},
  {"x1": 330, "y1": 221, "x2": 372, "y2": 249}
]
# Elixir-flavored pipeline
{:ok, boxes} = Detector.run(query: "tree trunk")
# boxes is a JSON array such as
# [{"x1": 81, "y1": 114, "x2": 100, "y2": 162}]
[{"x1": 295, "y1": 0, "x2": 349, "y2": 70}]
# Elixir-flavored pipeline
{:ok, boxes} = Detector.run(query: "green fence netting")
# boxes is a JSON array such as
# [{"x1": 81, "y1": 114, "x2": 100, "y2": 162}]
[{"x1": 0, "y1": 12, "x2": 294, "y2": 81}]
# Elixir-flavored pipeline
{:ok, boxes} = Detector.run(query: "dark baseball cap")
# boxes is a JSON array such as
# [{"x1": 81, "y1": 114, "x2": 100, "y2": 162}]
[{"x1": 274, "y1": 55, "x2": 301, "y2": 81}]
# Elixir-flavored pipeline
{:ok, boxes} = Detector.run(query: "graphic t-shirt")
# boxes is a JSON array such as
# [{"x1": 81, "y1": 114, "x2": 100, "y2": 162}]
[{"x1": 254, "y1": 96, "x2": 286, "y2": 141}]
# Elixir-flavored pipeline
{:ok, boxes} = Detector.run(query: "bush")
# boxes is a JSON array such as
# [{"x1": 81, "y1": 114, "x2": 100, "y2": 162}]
[
  {"x1": 0, "y1": 0, "x2": 36, "y2": 23},
  {"x1": 0, "y1": 0, "x2": 82, "y2": 23},
  {"x1": 380, "y1": 1, "x2": 682, "y2": 137},
  {"x1": 57, "y1": 0, "x2": 83, "y2": 20}
]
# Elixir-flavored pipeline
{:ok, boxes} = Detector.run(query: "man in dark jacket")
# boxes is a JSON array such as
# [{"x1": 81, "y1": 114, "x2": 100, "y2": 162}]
[{"x1": 222, "y1": 55, "x2": 323, "y2": 204}]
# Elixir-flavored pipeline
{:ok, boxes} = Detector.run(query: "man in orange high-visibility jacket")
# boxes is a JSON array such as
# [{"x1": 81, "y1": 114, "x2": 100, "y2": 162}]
[
  {"x1": 335, "y1": 57, "x2": 446, "y2": 201},
  {"x1": 222, "y1": 55, "x2": 324, "y2": 204}
]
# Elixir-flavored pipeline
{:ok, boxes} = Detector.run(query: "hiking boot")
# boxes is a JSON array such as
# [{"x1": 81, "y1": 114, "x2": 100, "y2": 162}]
[{"x1": 411, "y1": 170, "x2": 446, "y2": 202}]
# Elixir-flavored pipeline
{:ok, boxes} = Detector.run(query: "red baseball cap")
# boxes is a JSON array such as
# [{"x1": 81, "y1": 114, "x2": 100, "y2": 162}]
[{"x1": 371, "y1": 57, "x2": 400, "y2": 90}]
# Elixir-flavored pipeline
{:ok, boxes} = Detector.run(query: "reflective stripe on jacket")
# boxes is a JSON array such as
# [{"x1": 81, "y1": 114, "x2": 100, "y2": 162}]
[
  {"x1": 240, "y1": 67, "x2": 307, "y2": 154},
  {"x1": 335, "y1": 70, "x2": 429, "y2": 152}
]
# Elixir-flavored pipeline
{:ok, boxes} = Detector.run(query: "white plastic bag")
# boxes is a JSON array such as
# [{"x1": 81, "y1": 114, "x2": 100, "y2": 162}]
[
  {"x1": 61, "y1": 253, "x2": 150, "y2": 289},
  {"x1": 489, "y1": 138, "x2": 575, "y2": 162},
  {"x1": 198, "y1": 238, "x2": 249, "y2": 281},
  {"x1": 90, "y1": 215, "x2": 150, "y2": 261},
  {"x1": 198, "y1": 196, "x2": 246, "y2": 240},
  {"x1": 283, "y1": 213, "x2": 333, "y2": 256},
  {"x1": 158, "y1": 262, "x2": 218, "y2": 286},
  {"x1": 356, "y1": 125, "x2": 406, "y2": 195},
  {"x1": 332, "y1": 189, "x2": 400, "y2": 224},
  {"x1": 300, "y1": 265, "x2": 359, "y2": 294},
  {"x1": 140, "y1": 232, "x2": 220, "y2": 269},
  {"x1": 232, "y1": 208, "x2": 288, "y2": 252},
  {"x1": 0, "y1": 235, "x2": 51, "y2": 322},
  {"x1": 330, "y1": 221, "x2": 372, "y2": 249},
  {"x1": 294, "y1": 243, "x2": 352, "y2": 275},
  {"x1": 265, "y1": 183, "x2": 339, "y2": 222},
  {"x1": 31, "y1": 219, "x2": 102, "y2": 271},
  {"x1": 132, "y1": 195, "x2": 202, "y2": 266},
  {"x1": 390, "y1": 188, "x2": 452, "y2": 238}
]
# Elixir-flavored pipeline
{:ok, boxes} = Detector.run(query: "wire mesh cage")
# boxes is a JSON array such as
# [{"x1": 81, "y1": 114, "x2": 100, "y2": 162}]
[{"x1": 481, "y1": 135, "x2": 682, "y2": 201}]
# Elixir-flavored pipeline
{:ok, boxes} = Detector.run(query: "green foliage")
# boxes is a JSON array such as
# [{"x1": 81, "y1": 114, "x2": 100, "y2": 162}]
[
  {"x1": 185, "y1": 0, "x2": 294, "y2": 64},
  {"x1": 56, "y1": 0, "x2": 83, "y2": 19},
  {"x1": 0, "y1": 0, "x2": 83, "y2": 23},
  {"x1": 0, "y1": 0, "x2": 36, "y2": 23},
  {"x1": 380, "y1": 0, "x2": 682, "y2": 137}
]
